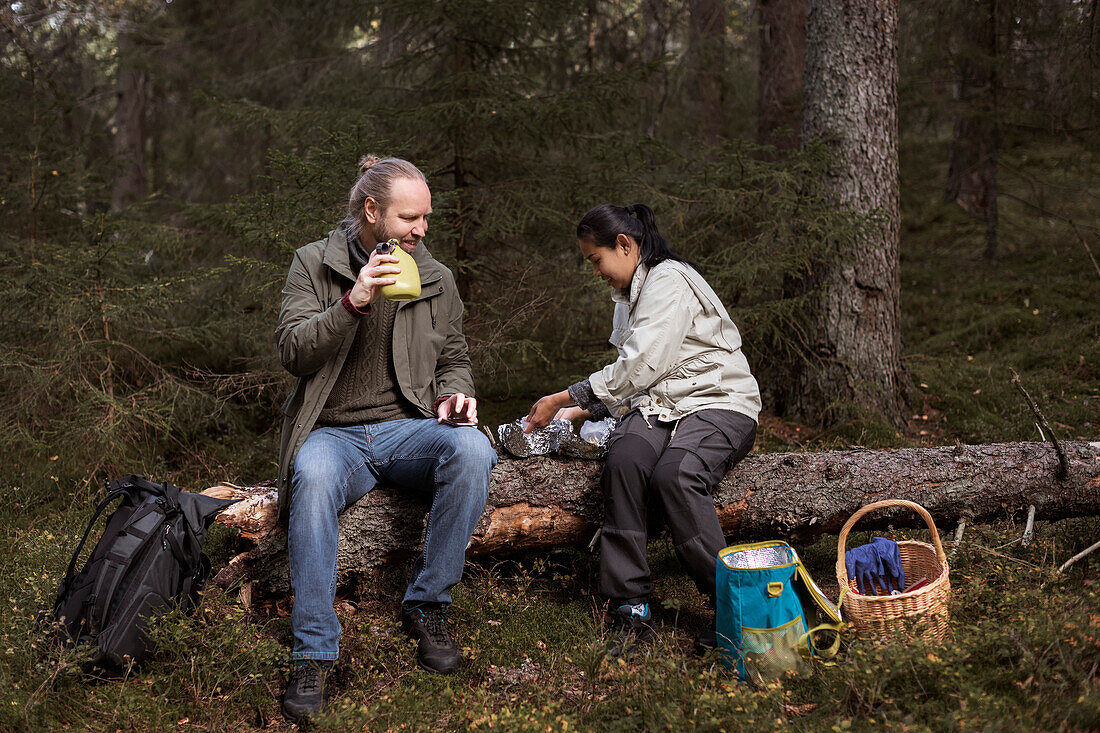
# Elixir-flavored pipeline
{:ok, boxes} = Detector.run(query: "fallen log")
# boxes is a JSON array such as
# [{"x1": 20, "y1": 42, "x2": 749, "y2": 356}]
[{"x1": 203, "y1": 441, "x2": 1100, "y2": 595}]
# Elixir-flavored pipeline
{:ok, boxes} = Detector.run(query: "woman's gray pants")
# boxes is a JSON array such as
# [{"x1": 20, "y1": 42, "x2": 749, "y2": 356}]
[{"x1": 599, "y1": 409, "x2": 757, "y2": 604}]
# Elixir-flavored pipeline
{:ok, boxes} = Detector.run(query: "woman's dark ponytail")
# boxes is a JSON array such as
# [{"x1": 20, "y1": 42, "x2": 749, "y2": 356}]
[
  {"x1": 577, "y1": 203, "x2": 696, "y2": 270},
  {"x1": 626, "y1": 203, "x2": 669, "y2": 268}
]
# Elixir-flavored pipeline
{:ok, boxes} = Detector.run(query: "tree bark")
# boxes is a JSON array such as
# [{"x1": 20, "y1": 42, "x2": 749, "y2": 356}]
[
  {"x1": 945, "y1": 0, "x2": 999, "y2": 261},
  {"x1": 788, "y1": 0, "x2": 907, "y2": 428},
  {"x1": 205, "y1": 441, "x2": 1100, "y2": 595},
  {"x1": 376, "y1": 4, "x2": 408, "y2": 66},
  {"x1": 686, "y1": 0, "x2": 728, "y2": 145},
  {"x1": 451, "y1": 36, "x2": 472, "y2": 303},
  {"x1": 757, "y1": 0, "x2": 806, "y2": 149},
  {"x1": 640, "y1": 0, "x2": 671, "y2": 136},
  {"x1": 111, "y1": 27, "x2": 148, "y2": 212},
  {"x1": 641, "y1": 0, "x2": 670, "y2": 64}
]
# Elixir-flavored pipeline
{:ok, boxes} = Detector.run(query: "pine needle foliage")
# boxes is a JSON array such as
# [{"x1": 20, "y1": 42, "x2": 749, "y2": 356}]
[
  {"x1": 1, "y1": 0, "x2": 859, "y2": 495},
  {"x1": 0, "y1": 209, "x2": 284, "y2": 499}
]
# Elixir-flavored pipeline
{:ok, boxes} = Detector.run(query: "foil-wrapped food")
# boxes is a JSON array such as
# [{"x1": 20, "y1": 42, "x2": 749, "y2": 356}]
[{"x1": 497, "y1": 417, "x2": 618, "y2": 460}]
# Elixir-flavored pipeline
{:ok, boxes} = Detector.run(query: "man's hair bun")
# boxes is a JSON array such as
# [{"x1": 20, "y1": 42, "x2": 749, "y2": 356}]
[{"x1": 358, "y1": 155, "x2": 381, "y2": 175}]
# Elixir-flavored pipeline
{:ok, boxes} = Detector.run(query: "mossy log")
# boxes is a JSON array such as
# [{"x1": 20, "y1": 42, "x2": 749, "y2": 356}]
[{"x1": 203, "y1": 441, "x2": 1100, "y2": 595}]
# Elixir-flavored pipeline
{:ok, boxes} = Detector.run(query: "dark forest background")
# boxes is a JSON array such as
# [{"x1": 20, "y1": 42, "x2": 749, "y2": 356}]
[
  {"x1": 2, "y1": 2, "x2": 1100, "y2": 730},
  {"x1": 3, "y1": 0, "x2": 1097, "y2": 497}
]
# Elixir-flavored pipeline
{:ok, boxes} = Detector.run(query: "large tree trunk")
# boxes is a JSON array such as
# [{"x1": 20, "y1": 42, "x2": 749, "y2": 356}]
[
  {"x1": 757, "y1": 0, "x2": 806, "y2": 149},
  {"x1": 945, "y1": 0, "x2": 999, "y2": 261},
  {"x1": 686, "y1": 0, "x2": 728, "y2": 145},
  {"x1": 205, "y1": 441, "x2": 1100, "y2": 595},
  {"x1": 787, "y1": 0, "x2": 907, "y2": 428}
]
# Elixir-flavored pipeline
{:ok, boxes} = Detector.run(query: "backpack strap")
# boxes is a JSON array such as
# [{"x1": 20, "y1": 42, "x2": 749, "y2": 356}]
[
  {"x1": 56, "y1": 488, "x2": 130, "y2": 602},
  {"x1": 107, "y1": 475, "x2": 182, "y2": 512},
  {"x1": 163, "y1": 521, "x2": 192, "y2": 568},
  {"x1": 85, "y1": 559, "x2": 127, "y2": 636},
  {"x1": 158, "y1": 480, "x2": 182, "y2": 513},
  {"x1": 105, "y1": 474, "x2": 151, "y2": 493},
  {"x1": 85, "y1": 502, "x2": 165, "y2": 636}
]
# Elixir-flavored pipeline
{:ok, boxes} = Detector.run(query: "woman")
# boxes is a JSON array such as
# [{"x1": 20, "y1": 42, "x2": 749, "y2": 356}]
[{"x1": 526, "y1": 204, "x2": 760, "y2": 657}]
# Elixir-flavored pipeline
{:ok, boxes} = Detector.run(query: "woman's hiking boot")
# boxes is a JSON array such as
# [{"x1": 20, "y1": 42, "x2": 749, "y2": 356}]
[
  {"x1": 606, "y1": 602, "x2": 657, "y2": 659},
  {"x1": 401, "y1": 603, "x2": 461, "y2": 674},
  {"x1": 693, "y1": 616, "x2": 718, "y2": 655},
  {"x1": 281, "y1": 659, "x2": 334, "y2": 723}
]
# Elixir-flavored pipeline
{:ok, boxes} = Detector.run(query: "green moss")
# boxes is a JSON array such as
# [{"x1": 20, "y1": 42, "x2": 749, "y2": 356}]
[{"x1": 5, "y1": 505, "x2": 1097, "y2": 731}]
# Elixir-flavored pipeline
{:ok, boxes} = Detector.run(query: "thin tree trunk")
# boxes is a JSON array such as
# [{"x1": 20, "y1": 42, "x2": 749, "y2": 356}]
[
  {"x1": 1088, "y1": 0, "x2": 1098, "y2": 130},
  {"x1": 641, "y1": 0, "x2": 670, "y2": 136},
  {"x1": 111, "y1": 29, "x2": 148, "y2": 212},
  {"x1": 686, "y1": 0, "x2": 728, "y2": 145},
  {"x1": 642, "y1": 0, "x2": 669, "y2": 63},
  {"x1": 984, "y1": 0, "x2": 1000, "y2": 263},
  {"x1": 377, "y1": 3, "x2": 408, "y2": 65},
  {"x1": 586, "y1": 0, "x2": 597, "y2": 73},
  {"x1": 945, "y1": 0, "x2": 999, "y2": 261},
  {"x1": 789, "y1": 0, "x2": 907, "y2": 428},
  {"x1": 149, "y1": 77, "x2": 164, "y2": 197},
  {"x1": 757, "y1": 0, "x2": 806, "y2": 149},
  {"x1": 452, "y1": 37, "x2": 471, "y2": 302},
  {"x1": 206, "y1": 441, "x2": 1100, "y2": 594}
]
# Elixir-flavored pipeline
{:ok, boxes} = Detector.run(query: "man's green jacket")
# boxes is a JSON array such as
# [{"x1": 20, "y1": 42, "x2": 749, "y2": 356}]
[{"x1": 275, "y1": 228, "x2": 474, "y2": 517}]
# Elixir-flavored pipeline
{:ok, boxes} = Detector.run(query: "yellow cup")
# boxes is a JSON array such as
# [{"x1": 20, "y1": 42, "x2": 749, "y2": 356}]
[{"x1": 376, "y1": 239, "x2": 421, "y2": 301}]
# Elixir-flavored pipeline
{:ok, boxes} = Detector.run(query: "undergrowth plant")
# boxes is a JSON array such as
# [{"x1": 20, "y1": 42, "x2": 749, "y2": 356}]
[{"x1": 3, "y1": 512, "x2": 1097, "y2": 731}]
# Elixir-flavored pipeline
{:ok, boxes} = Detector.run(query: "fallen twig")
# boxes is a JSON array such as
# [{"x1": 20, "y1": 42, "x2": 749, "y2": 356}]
[
  {"x1": 949, "y1": 519, "x2": 967, "y2": 564},
  {"x1": 1040, "y1": 537, "x2": 1100, "y2": 590},
  {"x1": 1021, "y1": 505, "x2": 1036, "y2": 548},
  {"x1": 1010, "y1": 369, "x2": 1069, "y2": 479},
  {"x1": 972, "y1": 543, "x2": 1043, "y2": 570},
  {"x1": 1054, "y1": 539, "x2": 1100, "y2": 576}
]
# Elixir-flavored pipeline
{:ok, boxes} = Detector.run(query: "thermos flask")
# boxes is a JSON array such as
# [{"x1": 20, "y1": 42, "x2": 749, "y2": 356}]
[{"x1": 376, "y1": 239, "x2": 421, "y2": 301}]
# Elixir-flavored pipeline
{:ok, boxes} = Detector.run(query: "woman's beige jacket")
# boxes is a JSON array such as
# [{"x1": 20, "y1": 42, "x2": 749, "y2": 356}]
[{"x1": 588, "y1": 259, "x2": 761, "y2": 424}]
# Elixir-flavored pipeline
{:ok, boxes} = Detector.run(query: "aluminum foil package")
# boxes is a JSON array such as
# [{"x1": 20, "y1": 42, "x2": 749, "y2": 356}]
[
  {"x1": 557, "y1": 430, "x2": 606, "y2": 460},
  {"x1": 579, "y1": 417, "x2": 617, "y2": 446},
  {"x1": 497, "y1": 418, "x2": 573, "y2": 458},
  {"x1": 497, "y1": 416, "x2": 619, "y2": 459},
  {"x1": 720, "y1": 544, "x2": 795, "y2": 570}
]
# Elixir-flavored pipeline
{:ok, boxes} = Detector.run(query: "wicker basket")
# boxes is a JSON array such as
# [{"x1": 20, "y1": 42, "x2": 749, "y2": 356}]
[{"x1": 836, "y1": 499, "x2": 951, "y2": 642}]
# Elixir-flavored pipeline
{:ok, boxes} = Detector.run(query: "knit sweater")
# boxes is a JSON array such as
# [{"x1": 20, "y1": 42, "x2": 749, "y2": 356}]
[{"x1": 315, "y1": 295, "x2": 420, "y2": 427}]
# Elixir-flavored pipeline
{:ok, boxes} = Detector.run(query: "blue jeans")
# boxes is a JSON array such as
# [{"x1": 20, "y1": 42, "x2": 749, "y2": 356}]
[{"x1": 287, "y1": 419, "x2": 495, "y2": 661}]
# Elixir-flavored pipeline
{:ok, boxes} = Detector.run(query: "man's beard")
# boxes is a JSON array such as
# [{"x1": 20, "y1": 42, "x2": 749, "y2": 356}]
[
  {"x1": 369, "y1": 219, "x2": 419, "y2": 252},
  {"x1": 371, "y1": 220, "x2": 394, "y2": 244}
]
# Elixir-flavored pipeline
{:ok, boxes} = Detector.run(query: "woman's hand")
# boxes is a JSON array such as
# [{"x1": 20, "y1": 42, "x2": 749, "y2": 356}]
[
  {"x1": 555, "y1": 406, "x2": 590, "y2": 424},
  {"x1": 524, "y1": 390, "x2": 572, "y2": 433}
]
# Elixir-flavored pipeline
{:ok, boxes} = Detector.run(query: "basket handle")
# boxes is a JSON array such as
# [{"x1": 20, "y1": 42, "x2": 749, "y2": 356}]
[{"x1": 835, "y1": 499, "x2": 948, "y2": 580}]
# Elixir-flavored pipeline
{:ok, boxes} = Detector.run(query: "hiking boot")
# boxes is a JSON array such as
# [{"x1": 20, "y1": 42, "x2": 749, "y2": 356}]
[
  {"x1": 401, "y1": 604, "x2": 461, "y2": 674},
  {"x1": 605, "y1": 602, "x2": 657, "y2": 659},
  {"x1": 693, "y1": 616, "x2": 718, "y2": 655},
  {"x1": 281, "y1": 659, "x2": 333, "y2": 723}
]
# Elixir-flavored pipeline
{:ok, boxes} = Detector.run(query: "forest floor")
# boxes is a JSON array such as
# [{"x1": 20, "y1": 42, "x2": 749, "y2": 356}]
[{"x1": 2, "y1": 144, "x2": 1099, "y2": 731}]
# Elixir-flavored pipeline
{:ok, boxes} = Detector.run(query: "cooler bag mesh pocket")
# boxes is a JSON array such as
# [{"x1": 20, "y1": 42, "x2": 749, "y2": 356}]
[{"x1": 741, "y1": 615, "x2": 809, "y2": 681}]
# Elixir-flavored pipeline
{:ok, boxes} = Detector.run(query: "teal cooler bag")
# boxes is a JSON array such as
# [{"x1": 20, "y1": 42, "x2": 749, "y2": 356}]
[{"x1": 716, "y1": 541, "x2": 841, "y2": 681}]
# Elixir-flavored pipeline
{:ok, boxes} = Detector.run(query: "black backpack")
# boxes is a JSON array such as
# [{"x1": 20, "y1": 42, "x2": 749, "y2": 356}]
[{"x1": 51, "y1": 474, "x2": 237, "y2": 671}]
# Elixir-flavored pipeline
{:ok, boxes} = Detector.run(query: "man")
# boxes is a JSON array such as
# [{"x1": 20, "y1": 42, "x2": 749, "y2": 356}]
[{"x1": 275, "y1": 156, "x2": 495, "y2": 722}]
